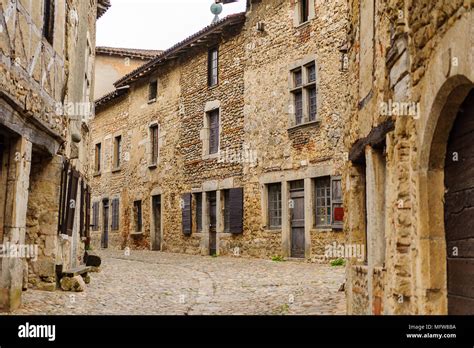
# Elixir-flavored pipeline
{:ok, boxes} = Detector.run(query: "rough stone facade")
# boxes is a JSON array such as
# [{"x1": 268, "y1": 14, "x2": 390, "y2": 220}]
[
  {"x1": 0, "y1": 0, "x2": 109, "y2": 311},
  {"x1": 344, "y1": 0, "x2": 474, "y2": 314},
  {"x1": 90, "y1": 0, "x2": 348, "y2": 261}
]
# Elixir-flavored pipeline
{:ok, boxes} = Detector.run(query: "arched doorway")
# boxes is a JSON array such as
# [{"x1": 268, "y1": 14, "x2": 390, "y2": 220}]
[{"x1": 444, "y1": 88, "x2": 474, "y2": 314}]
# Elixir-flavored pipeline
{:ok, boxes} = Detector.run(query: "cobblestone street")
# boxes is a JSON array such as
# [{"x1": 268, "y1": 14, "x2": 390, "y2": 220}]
[{"x1": 9, "y1": 251, "x2": 346, "y2": 315}]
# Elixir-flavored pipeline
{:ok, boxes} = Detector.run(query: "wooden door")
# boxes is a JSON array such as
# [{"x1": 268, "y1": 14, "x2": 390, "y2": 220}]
[
  {"x1": 290, "y1": 181, "x2": 305, "y2": 258},
  {"x1": 445, "y1": 89, "x2": 474, "y2": 314},
  {"x1": 152, "y1": 195, "x2": 161, "y2": 251},
  {"x1": 102, "y1": 200, "x2": 109, "y2": 249},
  {"x1": 209, "y1": 192, "x2": 217, "y2": 255}
]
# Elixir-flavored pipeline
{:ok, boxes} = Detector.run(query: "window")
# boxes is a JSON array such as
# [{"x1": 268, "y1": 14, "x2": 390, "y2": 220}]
[
  {"x1": 92, "y1": 202, "x2": 100, "y2": 231},
  {"x1": 290, "y1": 62, "x2": 317, "y2": 126},
  {"x1": 148, "y1": 80, "x2": 158, "y2": 101},
  {"x1": 208, "y1": 109, "x2": 220, "y2": 155},
  {"x1": 195, "y1": 193, "x2": 202, "y2": 232},
  {"x1": 300, "y1": 0, "x2": 309, "y2": 23},
  {"x1": 94, "y1": 143, "x2": 101, "y2": 173},
  {"x1": 268, "y1": 183, "x2": 282, "y2": 229},
  {"x1": 133, "y1": 201, "x2": 142, "y2": 232},
  {"x1": 43, "y1": 0, "x2": 55, "y2": 44},
  {"x1": 111, "y1": 198, "x2": 119, "y2": 231},
  {"x1": 315, "y1": 176, "x2": 343, "y2": 228},
  {"x1": 208, "y1": 47, "x2": 219, "y2": 87},
  {"x1": 150, "y1": 124, "x2": 159, "y2": 165},
  {"x1": 224, "y1": 190, "x2": 231, "y2": 232},
  {"x1": 113, "y1": 136, "x2": 122, "y2": 169}
]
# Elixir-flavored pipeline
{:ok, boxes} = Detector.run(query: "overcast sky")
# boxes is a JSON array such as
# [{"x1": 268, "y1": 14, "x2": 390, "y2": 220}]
[{"x1": 96, "y1": 0, "x2": 247, "y2": 51}]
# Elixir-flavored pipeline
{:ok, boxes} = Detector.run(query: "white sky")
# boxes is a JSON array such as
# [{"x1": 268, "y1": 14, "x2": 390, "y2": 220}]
[{"x1": 96, "y1": 0, "x2": 247, "y2": 51}]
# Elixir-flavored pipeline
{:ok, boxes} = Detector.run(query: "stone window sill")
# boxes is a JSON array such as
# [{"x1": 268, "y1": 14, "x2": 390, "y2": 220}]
[
  {"x1": 208, "y1": 84, "x2": 219, "y2": 91},
  {"x1": 111, "y1": 167, "x2": 121, "y2": 173},
  {"x1": 130, "y1": 231, "x2": 143, "y2": 236},
  {"x1": 294, "y1": 21, "x2": 311, "y2": 30},
  {"x1": 202, "y1": 152, "x2": 220, "y2": 161},
  {"x1": 93, "y1": 171, "x2": 101, "y2": 177},
  {"x1": 147, "y1": 98, "x2": 157, "y2": 104},
  {"x1": 148, "y1": 163, "x2": 158, "y2": 169},
  {"x1": 264, "y1": 228, "x2": 282, "y2": 234},
  {"x1": 287, "y1": 119, "x2": 320, "y2": 131}
]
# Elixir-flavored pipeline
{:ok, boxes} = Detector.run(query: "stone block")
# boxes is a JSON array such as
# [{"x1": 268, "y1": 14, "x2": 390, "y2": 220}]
[{"x1": 60, "y1": 275, "x2": 86, "y2": 292}]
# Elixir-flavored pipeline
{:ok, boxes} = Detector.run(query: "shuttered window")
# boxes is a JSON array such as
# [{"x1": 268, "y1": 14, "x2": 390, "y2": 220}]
[
  {"x1": 79, "y1": 181, "x2": 85, "y2": 238},
  {"x1": 268, "y1": 183, "x2": 282, "y2": 229},
  {"x1": 227, "y1": 188, "x2": 244, "y2": 234},
  {"x1": 182, "y1": 193, "x2": 192, "y2": 235},
  {"x1": 208, "y1": 109, "x2": 219, "y2": 155},
  {"x1": 85, "y1": 186, "x2": 91, "y2": 238},
  {"x1": 111, "y1": 198, "x2": 120, "y2": 231},
  {"x1": 224, "y1": 190, "x2": 231, "y2": 233},
  {"x1": 92, "y1": 202, "x2": 100, "y2": 231},
  {"x1": 58, "y1": 160, "x2": 69, "y2": 234}
]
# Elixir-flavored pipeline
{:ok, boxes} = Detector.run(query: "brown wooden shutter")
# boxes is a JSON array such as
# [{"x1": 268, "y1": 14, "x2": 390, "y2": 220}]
[
  {"x1": 85, "y1": 185, "x2": 91, "y2": 238},
  {"x1": 58, "y1": 160, "x2": 69, "y2": 234},
  {"x1": 79, "y1": 180, "x2": 85, "y2": 238},
  {"x1": 64, "y1": 169, "x2": 79, "y2": 236},
  {"x1": 182, "y1": 193, "x2": 192, "y2": 235},
  {"x1": 209, "y1": 110, "x2": 219, "y2": 154},
  {"x1": 228, "y1": 188, "x2": 244, "y2": 234},
  {"x1": 111, "y1": 198, "x2": 119, "y2": 230}
]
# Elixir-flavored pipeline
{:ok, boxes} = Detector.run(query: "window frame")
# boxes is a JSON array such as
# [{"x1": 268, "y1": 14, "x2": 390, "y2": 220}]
[
  {"x1": 314, "y1": 176, "x2": 343, "y2": 230},
  {"x1": 267, "y1": 183, "x2": 282, "y2": 230},
  {"x1": 148, "y1": 79, "x2": 158, "y2": 102},
  {"x1": 290, "y1": 61, "x2": 318, "y2": 127},
  {"x1": 94, "y1": 143, "x2": 101, "y2": 174},
  {"x1": 300, "y1": 0, "x2": 309, "y2": 24},
  {"x1": 149, "y1": 124, "x2": 159, "y2": 166},
  {"x1": 207, "y1": 109, "x2": 220, "y2": 155},
  {"x1": 208, "y1": 47, "x2": 219, "y2": 87},
  {"x1": 113, "y1": 135, "x2": 122, "y2": 170},
  {"x1": 43, "y1": 0, "x2": 55, "y2": 45},
  {"x1": 133, "y1": 200, "x2": 142, "y2": 233}
]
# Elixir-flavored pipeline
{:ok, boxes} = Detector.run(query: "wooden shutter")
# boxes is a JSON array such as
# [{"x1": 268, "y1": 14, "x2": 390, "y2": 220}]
[
  {"x1": 228, "y1": 188, "x2": 244, "y2": 234},
  {"x1": 111, "y1": 198, "x2": 119, "y2": 230},
  {"x1": 182, "y1": 193, "x2": 192, "y2": 235},
  {"x1": 58, "y1": 160, "x2": 69, "y2": 234},
  {"x1": 64, "y1": 169, "x2": 79, "y2": 236},
  {"x1": 209, "y1": 110, "x2": 219, "y2": 154},
  {"x1": 85, "y1": 186, "x2": 91, "y2": 238},
  {"x1": 79, "y1": 180, "x2": 85, "y2": 238}
]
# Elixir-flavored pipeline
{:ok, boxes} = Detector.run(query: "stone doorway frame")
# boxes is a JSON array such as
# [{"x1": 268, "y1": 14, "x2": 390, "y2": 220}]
[{"x1": 415, "y1": 12, "x2": 473, "y2": 314}]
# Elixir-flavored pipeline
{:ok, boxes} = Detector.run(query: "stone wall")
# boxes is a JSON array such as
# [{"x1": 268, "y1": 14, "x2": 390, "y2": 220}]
[{"x1": 344, "y1": 0, "x2": 473, "y2": 314}]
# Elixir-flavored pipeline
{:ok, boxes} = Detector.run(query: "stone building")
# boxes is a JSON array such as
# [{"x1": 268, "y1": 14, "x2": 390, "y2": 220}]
[
  {"x1": 0, "y1": 0, "x2": 110, "y2": 311},
  {"x1": 94, "y1": 46, "x2": 162, "y2": 100},
  {"x1": 90, "y1": 0, "x2": 349, "y2": 260},
  {"x1": 344, "y1": 0, "x2": 474, "y2": 314}
]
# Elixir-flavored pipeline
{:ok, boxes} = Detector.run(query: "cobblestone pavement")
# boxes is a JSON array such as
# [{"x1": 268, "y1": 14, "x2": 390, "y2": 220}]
[{"x1": 7, "y1": 250, "x2": 346, "y2": 315}]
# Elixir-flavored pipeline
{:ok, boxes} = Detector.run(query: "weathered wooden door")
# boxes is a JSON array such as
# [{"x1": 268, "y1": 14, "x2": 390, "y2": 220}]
[
  {"x1": 102, "y1": 199, "x2": 109, "y2": 249},
  {"x1": 445, "y1": 89, "x2": 474, "y2": 314},
  {"x1": 152, "y1": 195, "x2": 161, "y2": 251},
  {"x1": 208, "y1": 192, "x2": 217, "y2": 255},
  {"x1": 290, "y1": 181, "x2": 305, "y2": 258}
]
